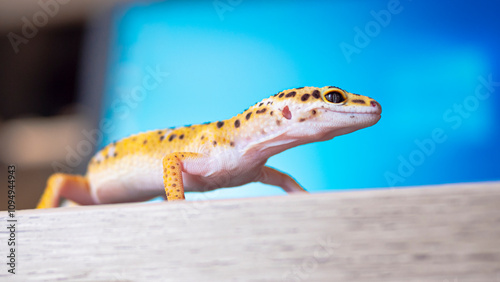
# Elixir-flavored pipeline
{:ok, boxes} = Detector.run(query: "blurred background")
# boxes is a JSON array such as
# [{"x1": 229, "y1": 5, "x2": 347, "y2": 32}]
[{"x1": 0, "y1": 0, "x2": 498, "y2": 210}]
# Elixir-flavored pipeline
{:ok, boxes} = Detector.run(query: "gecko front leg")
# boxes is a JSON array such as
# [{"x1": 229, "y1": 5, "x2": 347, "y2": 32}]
[{"x1": 162, "y1": 152, "x2": 205, "y2": 201}]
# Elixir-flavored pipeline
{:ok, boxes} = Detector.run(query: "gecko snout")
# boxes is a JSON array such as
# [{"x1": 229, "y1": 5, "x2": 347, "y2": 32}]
[{"x1": 370, "y1": 100, "x2": 382, "y2": 114}]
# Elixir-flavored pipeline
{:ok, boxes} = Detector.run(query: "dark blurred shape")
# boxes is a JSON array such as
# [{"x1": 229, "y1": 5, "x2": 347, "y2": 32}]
[
  {"x1": 0, "y1": 24, "x2": 83, "y2": 119},
  {"x1": 0, "y1": 0, "x2": 121, "y2": 209}
]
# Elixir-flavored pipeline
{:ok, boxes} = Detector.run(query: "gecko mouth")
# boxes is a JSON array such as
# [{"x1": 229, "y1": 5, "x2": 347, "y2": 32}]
[
  {"x1": 322, "y1": 108, "x2": 382, "y2": 115},
  {"x1": 322, "y1": 101, "x2": 382, "y2": 115}
]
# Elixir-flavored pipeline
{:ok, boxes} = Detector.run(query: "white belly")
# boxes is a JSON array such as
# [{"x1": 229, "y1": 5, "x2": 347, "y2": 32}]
[
  {"x1": 87, "y1": 155, "x2": 164, "y2": 204},
  {"x1": 87, "y1": 149, "x2": 266, "y2": 203}
]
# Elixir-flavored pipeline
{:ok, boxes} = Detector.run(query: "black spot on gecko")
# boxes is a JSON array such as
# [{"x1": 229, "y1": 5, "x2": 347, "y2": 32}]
[
  {"x1": 256, "y1": 108, "x2": 267, "y2": 114},
  {"x1": 201, "y1": 135, "x2": 205, "y2": 140},
  {"x1": 213, "y1": 141, "x2": 217, "y2": 146},
  {"x1": 169, "y1": 134, "x2": 177, "y2": 142},
  {"x1": 285, "y1": 91, "x2": 296, "y2": 98},
  {"x1": 159, "y1": 135, "x2": 165, "y2": 141},
  {"x1": 258, "y1": 102, "x2": 264, "y2": 107},
  {"x1": 312, "y1": 109, "x2": 317, "y2": 115},
  {"x1": 270, "y1": 111, "x2": 274, "y2": 116},
  {"x1": 267, "y1": 101, "x2": 272, "y2": 105},
  {"x1": 279, "y1": 93, "x2": 285, "y2": 98},
  {"x1": 312, "y1": 90, "x2": 320, "y2": 99},
  {"x1": 296, "y1": 87, "x2": 304, "y2": 89},
  {"x1": 143, "y1": 140, "x2": 148, "y2": 145},
  {"x1": 179, "y1": 134, "x2": 184, "y2": 140},
  {"x1": 234, "y1": 119, "x2": 240, "y2": 128},
  {"x1": 276, "y1": 120, "x2": 281, "y2": 126},
  {"x1": 246, "y1": 112, "x2": 252, "y2": 120},
  {"x1": 114, "y1": 152, "x2": 118, "y2": 157},
  {"x1": 299, "y1": 118, "x2": 306, "y2": 122},
  {"x1": 157, "y1": 130, "x2": 162, "y2": 134},
  {"x1": 230, "y1": 141, "x2": 235, "y2": 147},
  {"x1": 351, "y1": 99, "x2": 366, "y2": 104},
  {"x1": 217, "y1": 121, "x2": 224, "y2": 128},
  {"x1": 301, "y1": 94, "x2": 310, "y2": 101}
]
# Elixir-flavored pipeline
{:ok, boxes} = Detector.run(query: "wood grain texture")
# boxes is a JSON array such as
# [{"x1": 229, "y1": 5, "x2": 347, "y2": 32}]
[{"x1": 1, "y1": 182, "x2": 500, "y2": 281}]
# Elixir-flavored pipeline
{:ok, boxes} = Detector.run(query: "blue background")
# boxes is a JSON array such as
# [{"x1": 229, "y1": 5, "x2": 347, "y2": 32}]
[{"x1": 100, "y1": 0, "x2": 500, "y2": 200}]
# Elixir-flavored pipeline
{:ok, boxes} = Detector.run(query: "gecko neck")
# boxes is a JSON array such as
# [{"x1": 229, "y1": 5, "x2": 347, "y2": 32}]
[
  {"x1": 231, "y1": 117, "x2": 314, "y2": 161},
  {"x1": 231, "y1": 112, "x2": 371, "y2": 162}
]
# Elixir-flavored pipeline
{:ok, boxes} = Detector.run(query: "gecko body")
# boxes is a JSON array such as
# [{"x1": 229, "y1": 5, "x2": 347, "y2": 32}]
[{"x1": 37, "y1": 86, "x2": 381, "y2": 208}]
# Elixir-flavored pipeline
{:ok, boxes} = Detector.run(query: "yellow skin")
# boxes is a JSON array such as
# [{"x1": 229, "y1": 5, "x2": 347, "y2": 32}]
[{"x1": 37, "y1": 86, "x2": 382, "y2": 209}]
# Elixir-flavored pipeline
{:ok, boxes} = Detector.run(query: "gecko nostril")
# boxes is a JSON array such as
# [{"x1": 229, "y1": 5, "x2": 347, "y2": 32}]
[{"x1": 370, "y1": 100, "x2": 382, "y2": 114}]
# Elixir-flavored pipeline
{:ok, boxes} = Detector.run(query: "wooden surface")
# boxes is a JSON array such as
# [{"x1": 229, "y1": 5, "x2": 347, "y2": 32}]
[{"x1": 1, "y1": 182, "x2": 500, "y2": 281}]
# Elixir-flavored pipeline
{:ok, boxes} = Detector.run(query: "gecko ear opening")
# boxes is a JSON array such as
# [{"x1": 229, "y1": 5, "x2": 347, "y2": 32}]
[{"x1": 282, "y1": 106, "x2": 292, "y2": 120}]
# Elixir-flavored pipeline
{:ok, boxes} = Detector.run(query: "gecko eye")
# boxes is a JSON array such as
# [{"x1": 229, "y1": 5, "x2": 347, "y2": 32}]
[{"x1": 324, "y1": 91, "x2": 346, "y2": 104}]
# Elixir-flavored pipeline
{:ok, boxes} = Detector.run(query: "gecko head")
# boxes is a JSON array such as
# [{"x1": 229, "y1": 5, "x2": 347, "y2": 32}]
[{"x1": 275, "y1": 86, "x2": 382, "y2": 141}]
